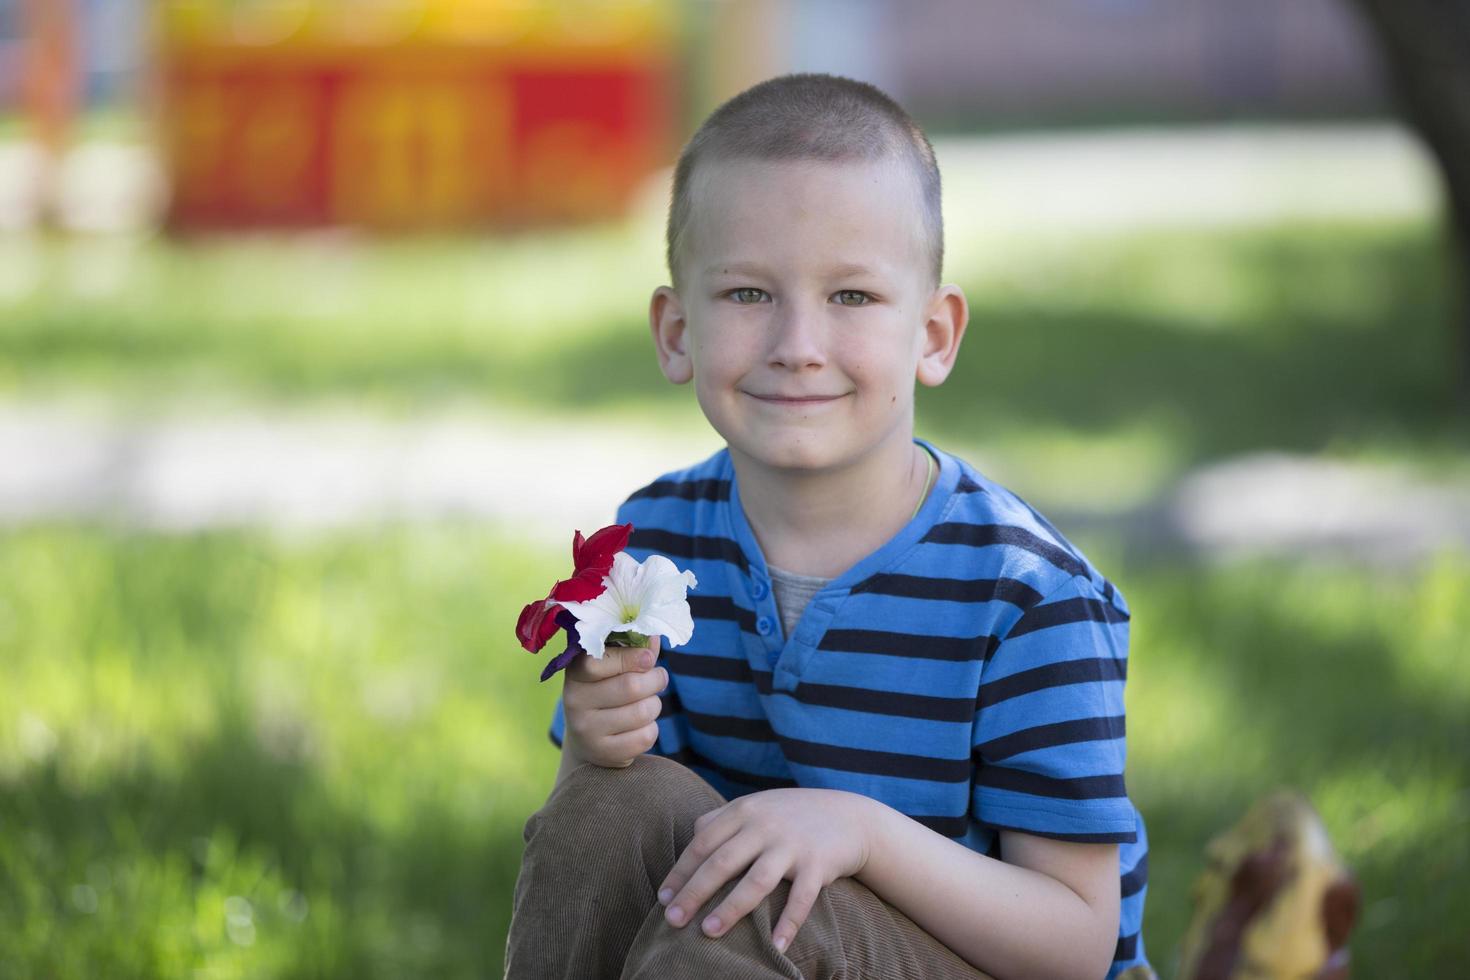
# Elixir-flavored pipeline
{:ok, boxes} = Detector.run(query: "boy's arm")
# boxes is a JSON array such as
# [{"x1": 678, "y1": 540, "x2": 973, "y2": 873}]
[
  {"x1": 658, "y1": 788, "x2": 1118, "y2": 980},
  {"x1": 660, "y1": 572, "x2": 1134, "y2": 977},
  {"x1": 858, "y1": 802, "x2": 1119, "y2": 980}
]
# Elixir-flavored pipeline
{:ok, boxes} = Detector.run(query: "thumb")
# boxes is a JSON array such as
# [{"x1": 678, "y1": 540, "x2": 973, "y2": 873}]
[
  {"x1": 609, "y1": 635, "x2": 660, "y2": 674},
  {"x1": 571, "y1": 635, "x2": 658, "y2": 682}
]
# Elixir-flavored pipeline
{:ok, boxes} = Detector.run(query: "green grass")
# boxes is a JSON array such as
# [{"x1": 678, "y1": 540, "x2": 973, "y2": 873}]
[
  {"x1": 0, "y1": 526, "x2": 566, "y2": 978},
  {"x1": 2, "y1": 222, "x2": 1464, "y2": 470},
  {"x1": 1, "y1": 528, "x2": 1466, "y2": 977},
  {"x1": 3, "y1": 215, "x2": 1467, "y2": 974},
  {"x1": 1121, "y1": 551, "x2": 1470, "y2": 976}
]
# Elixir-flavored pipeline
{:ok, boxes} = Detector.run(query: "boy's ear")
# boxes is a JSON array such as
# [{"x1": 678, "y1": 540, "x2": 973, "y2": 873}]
[
  {"x1": 649, "y1": 286, "x2": 694, "y2": 384},
  {"x1": 916, "y1": 284, "x2": 969, "y2": 388}
]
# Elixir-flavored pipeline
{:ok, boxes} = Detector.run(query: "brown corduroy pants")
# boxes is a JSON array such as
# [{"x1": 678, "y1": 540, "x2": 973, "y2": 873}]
[{"x1": 504, "y1": 754, "x2": 995, "y2": 979}]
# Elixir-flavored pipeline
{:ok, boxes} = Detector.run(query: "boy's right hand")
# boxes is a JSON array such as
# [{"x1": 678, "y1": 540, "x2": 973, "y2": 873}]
[{"x1": 560, "y1": 636, "x2": 667, "y2": 769}]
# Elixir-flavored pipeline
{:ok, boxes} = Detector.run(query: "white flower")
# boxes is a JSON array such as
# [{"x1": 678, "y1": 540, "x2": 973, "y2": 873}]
[{"x1": 559, "y1": 552, "x2": 698, "y2": 660}]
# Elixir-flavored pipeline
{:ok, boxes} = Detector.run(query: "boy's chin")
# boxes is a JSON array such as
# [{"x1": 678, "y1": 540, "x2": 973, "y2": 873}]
[{"x1": 727, "y1": 438, "x2": 856, "y2": 475}]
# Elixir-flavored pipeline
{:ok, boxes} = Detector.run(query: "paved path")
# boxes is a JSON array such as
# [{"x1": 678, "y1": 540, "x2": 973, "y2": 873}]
[
  {"x1": 0, "y1": 399, "x2": 721, "y2": 542},
  {"x1": 4, "y1": 399, "x2": 1468, "y2": 564}
]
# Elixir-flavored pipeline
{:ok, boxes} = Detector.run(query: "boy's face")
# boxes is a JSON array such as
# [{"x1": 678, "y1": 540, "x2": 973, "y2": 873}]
[{"x1": 651, "y1": 155, "x2": 966, "y2": 476}]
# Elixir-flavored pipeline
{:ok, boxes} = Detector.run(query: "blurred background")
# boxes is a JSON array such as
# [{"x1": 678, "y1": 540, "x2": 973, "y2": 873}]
[{"x1": 1, "y1": 1, "x2": 1467, "y2": 976}]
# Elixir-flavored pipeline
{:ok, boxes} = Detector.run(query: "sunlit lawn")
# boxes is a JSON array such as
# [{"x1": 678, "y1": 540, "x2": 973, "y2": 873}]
[
  {"x1": 2, "y1": 216, "x2": 1468, "y2": 976},
  {"x1": 2, "y1": 218, "x2": 1465, "y2": 490},
  {"x1": 1, "y1": 528, "x2": 1466, "y2": 977}
]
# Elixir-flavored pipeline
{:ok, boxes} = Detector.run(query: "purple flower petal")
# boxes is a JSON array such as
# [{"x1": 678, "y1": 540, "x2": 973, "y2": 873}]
[
  {"x1": 540, "y1": 611, "x2": 586, "y2": 682},
  {"x1": 538, "y1": 647, "x2": 578, "y2": 682}
]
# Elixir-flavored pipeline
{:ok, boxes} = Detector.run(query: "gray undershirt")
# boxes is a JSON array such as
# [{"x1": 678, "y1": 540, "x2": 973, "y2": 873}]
[
  {"x1": 765, "y1": 446, "x2": 936, "y2": 639},
  {"x1": 767, "y1": 564, "x2": 832, "y2": 640}
]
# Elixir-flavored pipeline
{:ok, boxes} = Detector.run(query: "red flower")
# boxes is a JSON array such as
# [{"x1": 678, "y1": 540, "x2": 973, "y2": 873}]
[
  {"x1": 552, "y1": 523, "x2": 632, "y2": 602},
  {"x1": 515, "y1": 598, "x2": 562, "y2": 652},
  {"x1": 515, "y1": 523, "x2": 633, "y2": 653}
]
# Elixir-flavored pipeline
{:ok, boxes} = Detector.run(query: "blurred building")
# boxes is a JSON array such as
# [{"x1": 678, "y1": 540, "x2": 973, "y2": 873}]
[
  {"x1": 738, "y1": 0, "x2": 1385, "y2": 127},
  {"x1": 155, "y1": 0, "x2": 679, "y2": 230},
  {"x1": 877, "y1": 0, "x2": 1385, "y2": 127},
  {"x1": 0, "y1": 0, "x2": 1390, "y2": 233}
]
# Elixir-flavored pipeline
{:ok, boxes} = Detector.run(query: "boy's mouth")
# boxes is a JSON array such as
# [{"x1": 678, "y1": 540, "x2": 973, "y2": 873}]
[{"x1": 746, "y1": 392, "x2": 847, "y2": 404}]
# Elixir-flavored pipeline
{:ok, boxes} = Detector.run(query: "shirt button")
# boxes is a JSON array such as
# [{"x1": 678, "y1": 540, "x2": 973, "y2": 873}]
[
  {"x1": 752, "y1": 580, "x2": 769, "y2": 600},
  {"x1": 756, "y1": 616, "x2": 774, "y2": 636}
]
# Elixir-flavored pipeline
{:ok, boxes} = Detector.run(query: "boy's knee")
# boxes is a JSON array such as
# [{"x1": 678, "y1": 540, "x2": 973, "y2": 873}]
[
  {"x1": 623, "y1": 877, "x2": 800, "y2": 980},
  {"x1": 527, "y1": 754, "x2": 723, "y2": 852}
]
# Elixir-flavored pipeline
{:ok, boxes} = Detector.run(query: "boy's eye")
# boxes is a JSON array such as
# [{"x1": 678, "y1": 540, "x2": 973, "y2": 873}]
[
  {"x1": 833, "y1": 290, "x2": 872, "y2": 306},
  {"x1": 728, "y1": 288, "x2": 768, "y2": 304}
]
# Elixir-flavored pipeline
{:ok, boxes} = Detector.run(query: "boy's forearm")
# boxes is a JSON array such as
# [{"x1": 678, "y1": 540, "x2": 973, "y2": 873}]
[{"x1": 856, "y1": 800, "x2": 1116, "y2": 980}]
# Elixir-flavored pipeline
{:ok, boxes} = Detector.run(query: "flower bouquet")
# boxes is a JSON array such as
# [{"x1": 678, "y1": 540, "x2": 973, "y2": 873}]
[{"x1": 515, "y1": 523, "x2": 699, "y2": 681}]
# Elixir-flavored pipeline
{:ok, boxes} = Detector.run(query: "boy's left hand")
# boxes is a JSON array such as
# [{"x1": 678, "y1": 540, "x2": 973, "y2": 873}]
[{"x1": 656, "y1": 788, "x2": 875, "y2": 953}]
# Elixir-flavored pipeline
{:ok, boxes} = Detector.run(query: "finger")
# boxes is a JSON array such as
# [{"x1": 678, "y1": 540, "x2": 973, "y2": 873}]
[
  {"x1": 692, "y1": 806, "x2": 723, "y2": 833},
  {"x1": 658, "y1": 814, "x2": 728, "y2": 909},
  {"x1": 771, "y1": 872, "x2": 822, "y2": 955},
  {"x1": 657, "y1": 807, "x2": 736, "y2": 912},
  {"x1": 702, "y1": 853, "x2": 790, "y2": 938},
  {"x1": 585, "y1": 694, "x2": 664, "y2": 740},
  {"x1": 665, "y1": 834, "x2": 758, "y2": 930},
  {"x1": 594, "y1": 721, "x2": 660, "y2": 766},
  {"x1": 574, "y1": 666, "x2": 668, "y2": 712},
  {"x1": 566, "y1": 642, "x2": 656, "y2": 683},
  {"x1": 654, "y1": 803, "x2": 727, "y2": 909}
]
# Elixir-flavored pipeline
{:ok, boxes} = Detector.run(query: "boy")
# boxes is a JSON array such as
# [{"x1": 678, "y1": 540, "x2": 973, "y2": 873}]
[{"x1": 506, "y1": 74, "x2": 1151, "y2": 980}]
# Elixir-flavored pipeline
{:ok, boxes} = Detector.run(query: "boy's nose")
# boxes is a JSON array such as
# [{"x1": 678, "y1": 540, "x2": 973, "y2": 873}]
[{"x1": 766, "y1": 302, "x2": 827, "y2": 370}]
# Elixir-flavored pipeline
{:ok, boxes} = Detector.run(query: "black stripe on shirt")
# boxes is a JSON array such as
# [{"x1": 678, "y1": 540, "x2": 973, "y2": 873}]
[
  {"x1": 664, "y1": 649, "x2": 752, "y2": 683},
  {"x1": 1114, "y1": 931, "x2": 1139, "y2": 962},
  {"x1": 978, "y1": 657, "x2": 1126, "y2": 709},
  {"x1": 667, "y1": 746, "x2": 795, "y2": 791},
  {"x1": 819, "y1": 627, "x2": 999, "y2": 663},
  {"x1": 978, "y1": 765, "x2": 1127, "y2": 801},
  {"x1": 627, "y1": 478, "x2": 731, "y2": 503},
  {"x1": 851, "y1": 573, "x2": 1043, "y2": 609},
  {"x1": 955, "y1": 475, "x2": 986, "y2": 495},
  {"x1": 1121, "y1": 852, "x2": 1148, "y2": 899},
  {"x1": 782, "y1": 737, "x2": 970, "y2": 783},
  {"x1": 629, "y1": 528, "x2": 748, "y2": 573},
  {"x1": 910, "y1": 813, "x2": 969, "y2": 838},
  {"x1": 791, "y1": 679, "x2": 975, "y2": 723},
  {"x1": 1016, "y1": 496, "x2": 1088, "y2": 570},
  {"x1": 677, "y1": 674, "x2": 974, "y2": 725},
  {"x1": 974, "y1": 715, "x2": 1126, "y2": 762},
  {"x1": 687, "y1": 595, "x2": 757, "y2": 633},
  {"x1": 657, "y1": 687, "x2": 682, "y2": 720},
  {"x1": 1008, "y1": 595, "x2": 1130, "y2": 639},
  {"x1": 922, "y1": 522, "x2": 1088, "y2": 579},
  {"x1": 982, "y1": 821, "x2": 1139, "y2": 845},
  {"x1": 685, "y1": 709, "x2": 775, "y2": 742}
]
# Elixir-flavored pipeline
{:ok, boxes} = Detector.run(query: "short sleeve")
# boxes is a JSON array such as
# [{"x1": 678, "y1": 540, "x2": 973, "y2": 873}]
[{"x1": 971, "y1": 573, "x2": 1138, "y2": 843}]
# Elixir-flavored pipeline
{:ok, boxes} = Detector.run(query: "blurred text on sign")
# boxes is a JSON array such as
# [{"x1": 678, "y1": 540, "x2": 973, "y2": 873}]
[{"x1": 160, "y1": 0, "x2": 677, "y2": 230}]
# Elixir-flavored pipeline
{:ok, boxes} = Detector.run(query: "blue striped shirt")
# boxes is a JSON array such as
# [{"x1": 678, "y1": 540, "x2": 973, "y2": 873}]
[{"x1": 550, "y1": 440, "x2": 1150, "y2": 977}]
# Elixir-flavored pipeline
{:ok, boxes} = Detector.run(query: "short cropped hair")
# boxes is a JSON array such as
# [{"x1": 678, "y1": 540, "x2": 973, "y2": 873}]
[{"x1": 666, "y1": 73, "x2": 943, "y2": 292}]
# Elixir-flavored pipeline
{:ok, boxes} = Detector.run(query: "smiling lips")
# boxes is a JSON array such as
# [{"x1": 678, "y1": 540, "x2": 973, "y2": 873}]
[{"x1": 747, "y1": 392, "x2": 847, "y2": 404}]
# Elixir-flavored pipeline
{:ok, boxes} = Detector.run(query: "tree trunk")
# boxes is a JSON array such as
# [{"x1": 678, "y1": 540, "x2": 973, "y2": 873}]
[{"x1": 1348, "y1": 0, "x2": 1470, "y2": 411}]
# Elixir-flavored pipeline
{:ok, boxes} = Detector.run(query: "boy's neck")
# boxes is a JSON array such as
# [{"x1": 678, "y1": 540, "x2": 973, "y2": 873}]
[{"x1": 730, "y1": 433, "x2": 932, "y2": 580}]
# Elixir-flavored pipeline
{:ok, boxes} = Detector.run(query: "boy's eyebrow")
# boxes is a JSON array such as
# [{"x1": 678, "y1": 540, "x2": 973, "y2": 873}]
[
  {"x1": 702, "y1": 262, "x2": 761, "y2": 276},
  {"x1": 703, "y1": 261, "x2": 885, "y2": 278}
]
